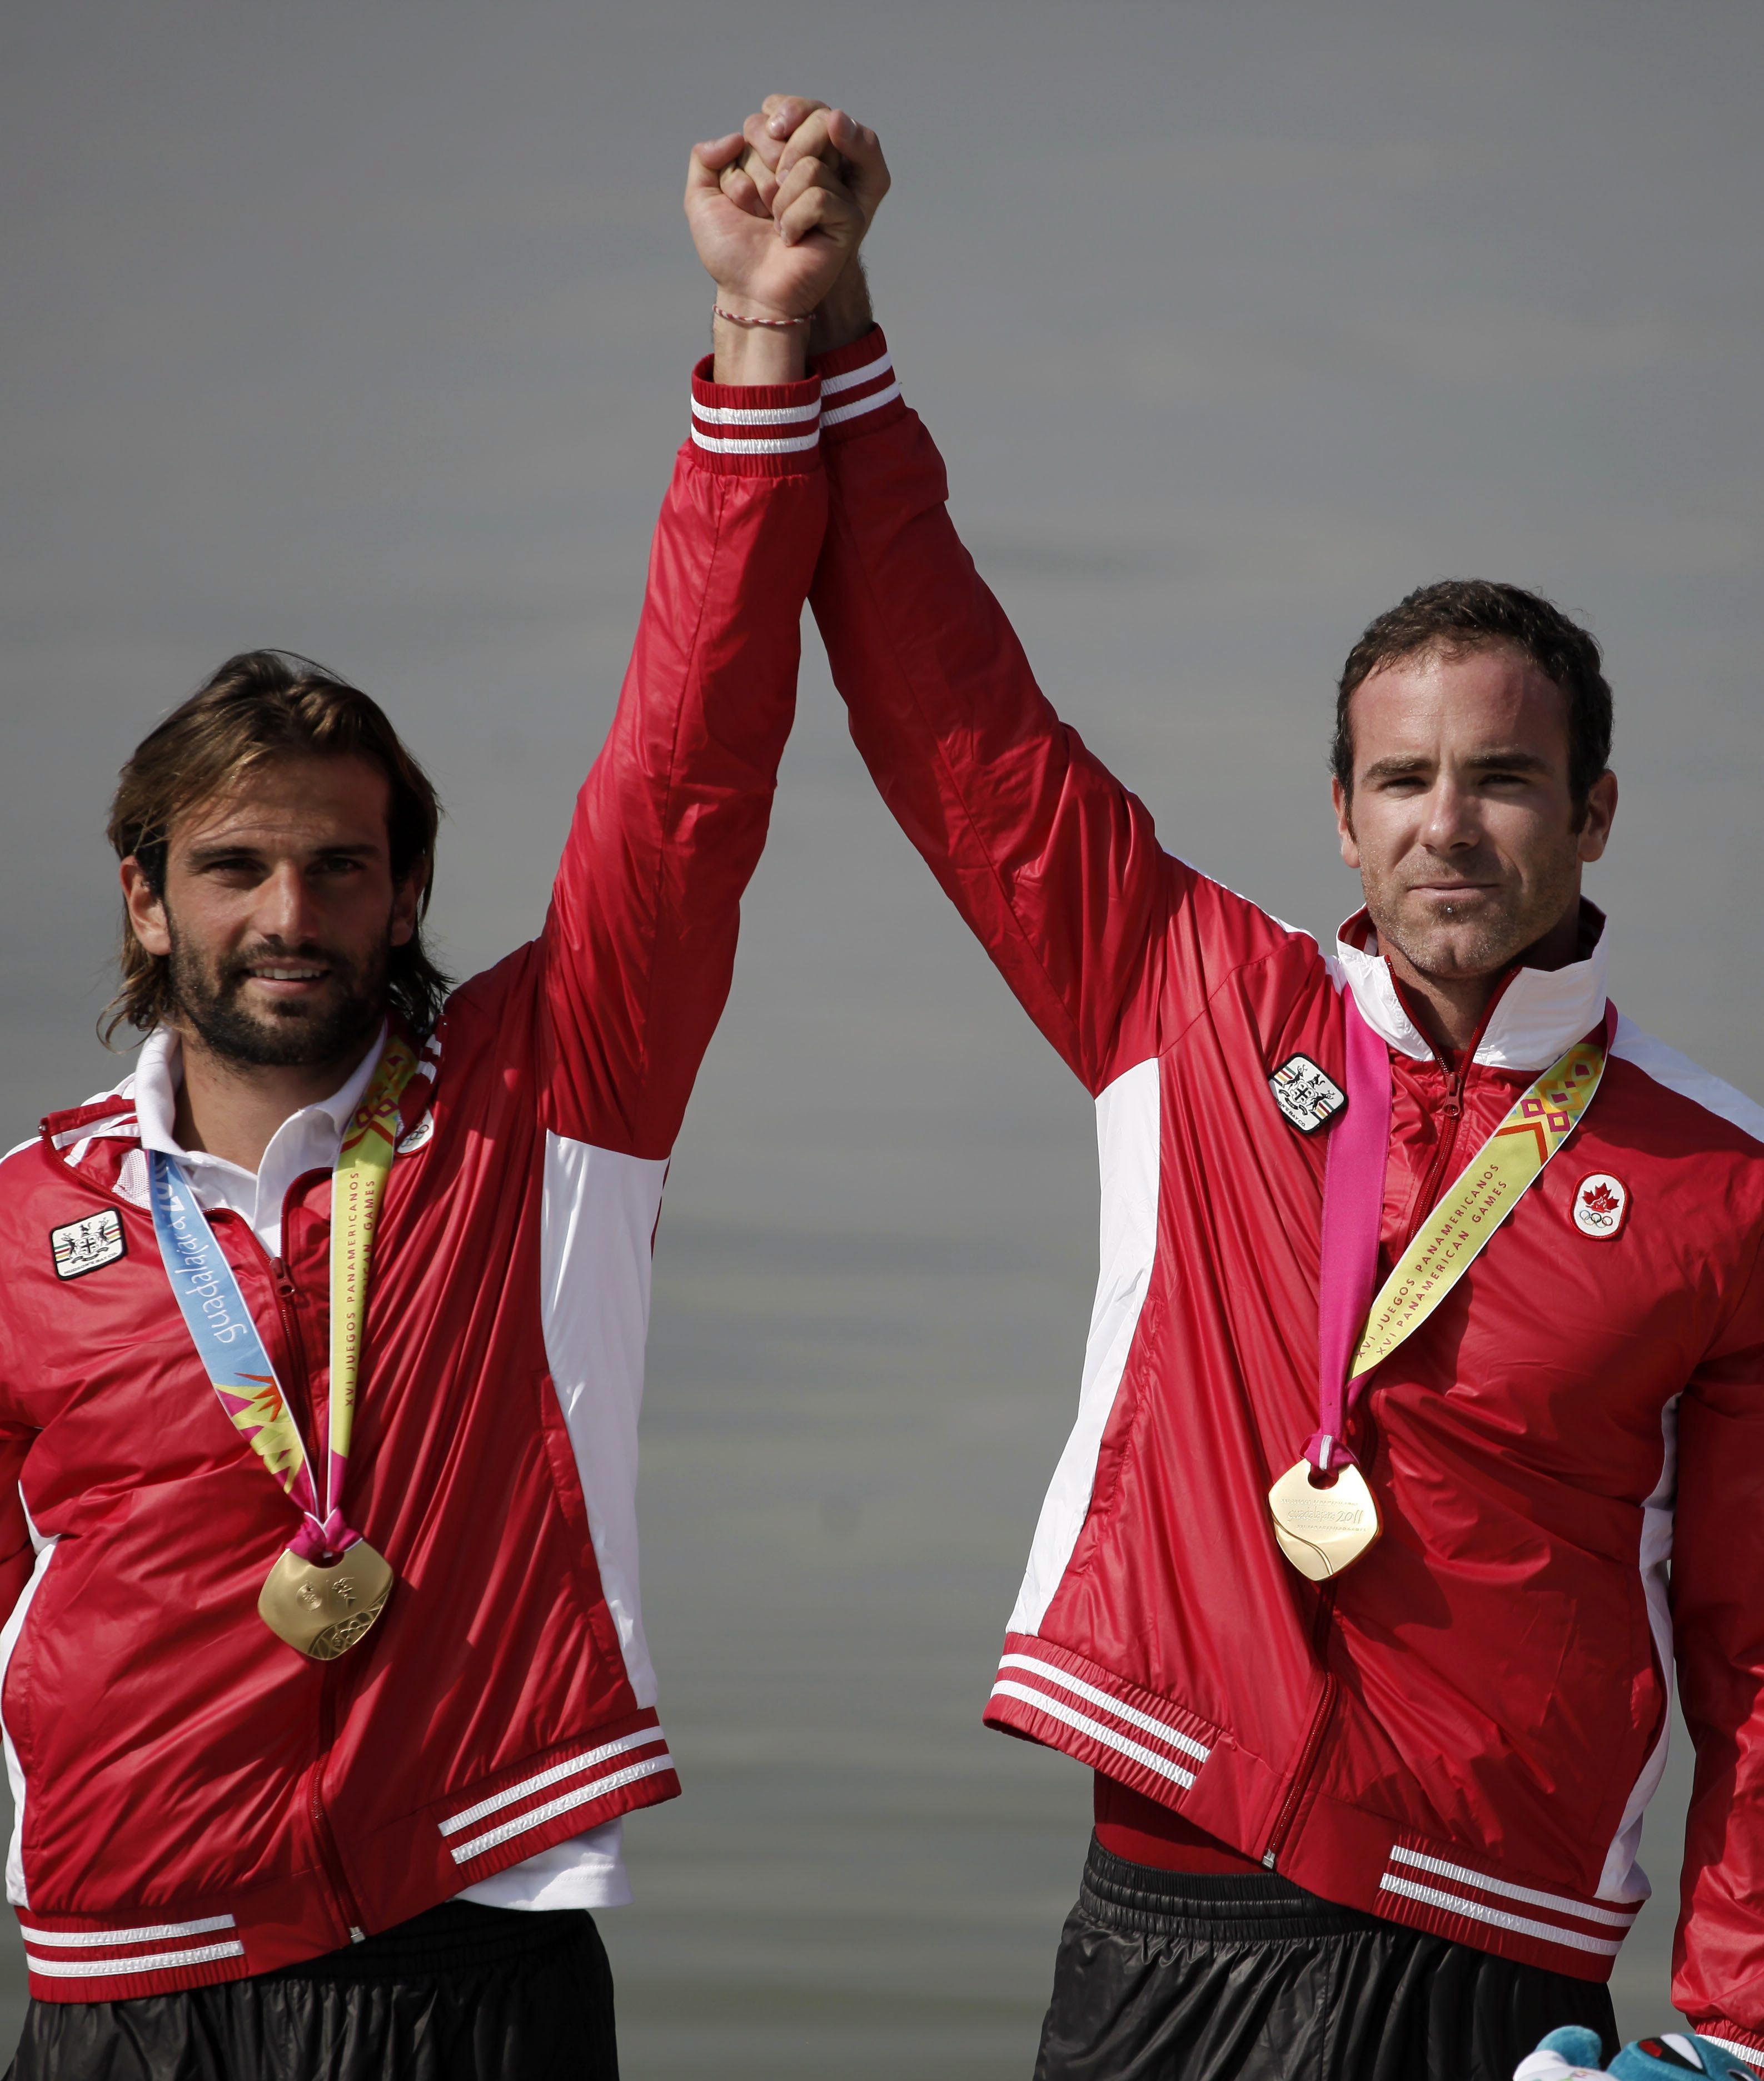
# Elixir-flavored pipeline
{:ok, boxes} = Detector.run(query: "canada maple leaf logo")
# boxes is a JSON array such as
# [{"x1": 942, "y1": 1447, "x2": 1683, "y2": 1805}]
[{"x1": 1582, "y1": 1183, "x2": 1621, "y2": 1217}]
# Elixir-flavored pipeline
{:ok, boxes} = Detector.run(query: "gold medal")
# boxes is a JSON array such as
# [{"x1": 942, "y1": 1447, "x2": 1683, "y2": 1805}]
[
  {"x1": 258, "y1": 1542, "x2": 394, "y2": 1660},
  {"x1": 1267, "y1": 1460, "x2": 1381, "y2": 1581}
]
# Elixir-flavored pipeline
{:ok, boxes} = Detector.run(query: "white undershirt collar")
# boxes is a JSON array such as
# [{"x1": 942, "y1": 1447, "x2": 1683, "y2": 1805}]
[{"x1": 133, "y1": 1024, "x2": 387, "y2": 1258}]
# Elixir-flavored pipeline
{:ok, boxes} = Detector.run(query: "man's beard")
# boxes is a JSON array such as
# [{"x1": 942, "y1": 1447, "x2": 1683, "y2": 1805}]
[
  {"x1": 165, "y1": 919, "x2": 389, "y2": 1071},
  {"x1": 1371, "y1": 896, "x2": 1533, "y2": 983}
]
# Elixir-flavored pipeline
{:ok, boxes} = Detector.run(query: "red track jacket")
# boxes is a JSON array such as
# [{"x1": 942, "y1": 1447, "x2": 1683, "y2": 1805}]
[
  {"x1": 0, "y1": 360, "x2": 828, "y2": 2002},
  {"x1": 809, "y1": 329, "x2": 1764, "y2": 2059}
]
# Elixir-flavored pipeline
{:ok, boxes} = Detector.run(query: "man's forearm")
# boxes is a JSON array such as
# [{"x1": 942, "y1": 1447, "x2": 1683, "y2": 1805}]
[{"x1": 811, "y1": 256, "x2": 874, "y2": 360}]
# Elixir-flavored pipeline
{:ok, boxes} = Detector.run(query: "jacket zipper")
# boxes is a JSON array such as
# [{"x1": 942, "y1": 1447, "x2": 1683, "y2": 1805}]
[
  {"x1": 1262, "y1": 1666, "x2": 1338, "y2": 1870},
  {"x1": 1394, "y1": 967, "x2": 1521, "y2": 1238},
  {"x1": 1408, "y1": 1058, "x2": 1467, "y2": 1224},
  {"x1": 268, "y1": 1254, "x2": 313, "y2": 1450},
  {"x1": 1260, "y1": 982, "x2": 1502, "y2": 1874},
  {"x1": 310, "y1": 1670, "x2": 367, "y2": 1939}
]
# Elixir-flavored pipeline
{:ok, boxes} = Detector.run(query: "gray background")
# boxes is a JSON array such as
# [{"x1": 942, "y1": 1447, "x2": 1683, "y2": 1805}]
[{"x1": 3, "y1": 1, "x2": 1760, "y2": 2070}]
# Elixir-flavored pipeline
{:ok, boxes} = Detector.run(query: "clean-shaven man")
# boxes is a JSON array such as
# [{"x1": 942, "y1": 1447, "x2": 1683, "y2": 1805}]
[
  {"x1": 731, "y1": 97, "x2": 1764, "y2": 2081},
  {"x1": 0, "y1": 122, "x2": 862, "y2": 2081}
]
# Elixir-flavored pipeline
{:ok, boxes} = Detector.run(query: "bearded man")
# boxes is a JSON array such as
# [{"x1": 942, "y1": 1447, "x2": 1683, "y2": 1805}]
[
  {"x1": 731, "y1": 96, "x2": 1764, "y2": 2081},
  {"x1": 0, "y1": 118, "x2": 865, "y2": 2081}
]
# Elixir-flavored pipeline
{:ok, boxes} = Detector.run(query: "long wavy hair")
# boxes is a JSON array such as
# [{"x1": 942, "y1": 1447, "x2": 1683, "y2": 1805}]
[{"x1": 103, "y1": 650, "x2": 451, "y2": 1044}]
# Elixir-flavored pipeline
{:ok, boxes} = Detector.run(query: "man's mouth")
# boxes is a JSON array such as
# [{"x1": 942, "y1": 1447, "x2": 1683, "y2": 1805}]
[{"x1": 229, "y1": 957, "x2": 338, "y2": 998}]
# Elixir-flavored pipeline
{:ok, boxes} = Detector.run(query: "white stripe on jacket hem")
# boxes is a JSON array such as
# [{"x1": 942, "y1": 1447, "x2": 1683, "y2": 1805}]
[
  {"x1": 1378, "y1": 1874, "x2": 1624, "y2": 1957},
  {"x1": 21, "y1": 1913, "x2": 236, "y2": 1948},
  {"x1": 1388, "y1": 1844, "x2": 1639, "y2": 1929},
  {"x1": 26, "y1": 1940, "x2": 246, "y2": 1978}
]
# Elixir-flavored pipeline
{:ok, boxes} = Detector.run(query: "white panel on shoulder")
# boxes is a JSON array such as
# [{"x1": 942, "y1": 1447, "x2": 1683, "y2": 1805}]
[
  {"x1": 540, "y1": 1133, "x2": 670, "y2": 1708},
  {"x1": 1009, "y1": 1056, "x2": 1161, "y2": 1637},
  {"x1": 1612, "y1": 1017, "x2": 1764, "y2": 1147}
]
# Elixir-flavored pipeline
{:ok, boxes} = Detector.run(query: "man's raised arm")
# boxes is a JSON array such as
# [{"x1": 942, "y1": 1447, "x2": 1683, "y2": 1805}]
[
  {"x1": 734, "y1": 102, "x2": 1286, "y2": 1101},
  {"x1": 529, "y1": 128, "x2": 872, "y2": 1161}
]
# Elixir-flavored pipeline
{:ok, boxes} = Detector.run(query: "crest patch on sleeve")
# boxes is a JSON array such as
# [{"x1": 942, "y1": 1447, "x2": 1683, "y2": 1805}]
[
  {"x1": 1268, "y1": 1054, "x2": 1347, "y2": 1135},
  {"x1": 51, "y1": 1208, "x2": 127, "y2": 1279}
]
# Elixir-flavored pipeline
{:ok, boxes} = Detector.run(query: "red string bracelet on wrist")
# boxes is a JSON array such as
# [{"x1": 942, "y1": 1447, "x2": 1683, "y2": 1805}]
[{"x1": 713, "y1": 306, "x2": 814, "y2": 330}]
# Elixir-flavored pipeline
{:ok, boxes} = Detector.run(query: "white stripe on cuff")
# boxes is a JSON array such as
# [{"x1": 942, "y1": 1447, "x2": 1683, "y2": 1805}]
[
  {"x1": 823, "y1": 380, "x2": 902, "y2": 428},
  {"x1": 996, "y1": 1654, "x2": 1210, "y2": 1763},
  {"x1": 691, "y1": 397, "x2": 820, "y2": 425},
  {"x1": 990, "y1": 1681, "x2": 1196, "y2": 1789},
  {"x1": 689, "y1": 426, "x2": 821, "y2": 456},
  {"x1": 820, "y1": 350, "x2": 893, "y2": 396},
  {"x1": 439, "y1": 1727, "x2": 669, "y2": 1837},
  {"x1": 447, "y1": 1752, "x2": 675, "y2": 1863},
  {"x1": 1696, "y1": 2037, "x2": 1764, "y2": 2072}
]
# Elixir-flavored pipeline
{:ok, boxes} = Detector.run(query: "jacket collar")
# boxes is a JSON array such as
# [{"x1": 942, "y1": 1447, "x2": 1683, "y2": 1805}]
[{"x1": 1333, "y1": 901, "x2": 1609, "y2": 1073}]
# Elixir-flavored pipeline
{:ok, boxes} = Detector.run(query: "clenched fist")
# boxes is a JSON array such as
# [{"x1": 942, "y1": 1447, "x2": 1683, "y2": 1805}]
[
  {"x1": 685, "y1": 103, "x2": 885, "y2": 382},
  {"x1": 724, "y1": 96, "x2": 889, "y2": 359}
]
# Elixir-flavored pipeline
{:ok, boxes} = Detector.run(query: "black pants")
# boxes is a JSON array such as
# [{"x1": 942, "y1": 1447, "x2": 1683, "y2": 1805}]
[
  {"x1": 4, "y1": 1900, "x2": 617, "y2": 2081},
  {"x1": 1035, "y1": 1839, "x2": 1618, "y2": 2081}
]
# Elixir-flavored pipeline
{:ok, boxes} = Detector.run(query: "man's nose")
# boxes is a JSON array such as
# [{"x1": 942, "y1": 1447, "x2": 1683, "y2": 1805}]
[
  {"x1": 1419, "y1": 778, "x2": 1481, "y2": 852},
  {"x1": 254, "y1": 862, "x2": 323, "y2": 943}
]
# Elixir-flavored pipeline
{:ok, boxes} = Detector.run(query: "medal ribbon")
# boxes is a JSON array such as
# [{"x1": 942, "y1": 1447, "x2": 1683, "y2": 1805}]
[
  {"x1": 149, "y1": 1035, "x2": 421, "y2": 1563},
  {"x1": 1305, "y1": 997, "x2": 1608, "y2": 1475}
]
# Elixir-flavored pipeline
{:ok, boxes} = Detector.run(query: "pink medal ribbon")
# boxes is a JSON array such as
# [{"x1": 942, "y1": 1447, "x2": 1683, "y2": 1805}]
[{"x1": 1305, "y1": 993, "x2": 1393, "y2": 1476}]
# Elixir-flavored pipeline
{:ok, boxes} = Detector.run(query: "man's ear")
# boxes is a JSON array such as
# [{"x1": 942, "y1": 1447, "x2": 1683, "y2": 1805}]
[
  {"x1": 390, "y1": 857, "x2": 428, "y2": 949},
  {"x1": 1574, "y1": 770, "x2": 1617, "y2": 863},
  {"x1": 119, "y1": 857, "x2": 172, "y2": 957},
  {"x1": 1332, "y1": 777, "x2": 1361, "y2": 870}
]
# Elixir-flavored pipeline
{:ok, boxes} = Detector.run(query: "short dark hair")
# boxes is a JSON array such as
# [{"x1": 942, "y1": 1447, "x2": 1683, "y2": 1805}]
[
  {"x1": 1332, "y1": 580, "x2": 1613, "y2": 810},
  {"x1": 104, "y1": 650, "x2": 451, "y2": 1043}
]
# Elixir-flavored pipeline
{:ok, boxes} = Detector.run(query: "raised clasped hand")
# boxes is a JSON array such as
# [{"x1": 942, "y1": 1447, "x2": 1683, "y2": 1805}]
[
  {"x1": 685, "y1": 96, "x2": 889, "y2": 380},
  {"x1": 686, "y1": 100, "x2": 881, "y2": 317}
]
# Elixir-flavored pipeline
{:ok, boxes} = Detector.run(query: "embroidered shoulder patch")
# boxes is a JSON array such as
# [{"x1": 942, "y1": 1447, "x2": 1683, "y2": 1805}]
[
  {"x1": 1268, "y1": 1054, "x2": 1348, "y2": 1136},
  {"x1": 51, "y1": 1208, "x2": 127, "y2": 1279},
  {"x1": 1572, "y1": 1173, "x2": 1628, "y2": 1238}
]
